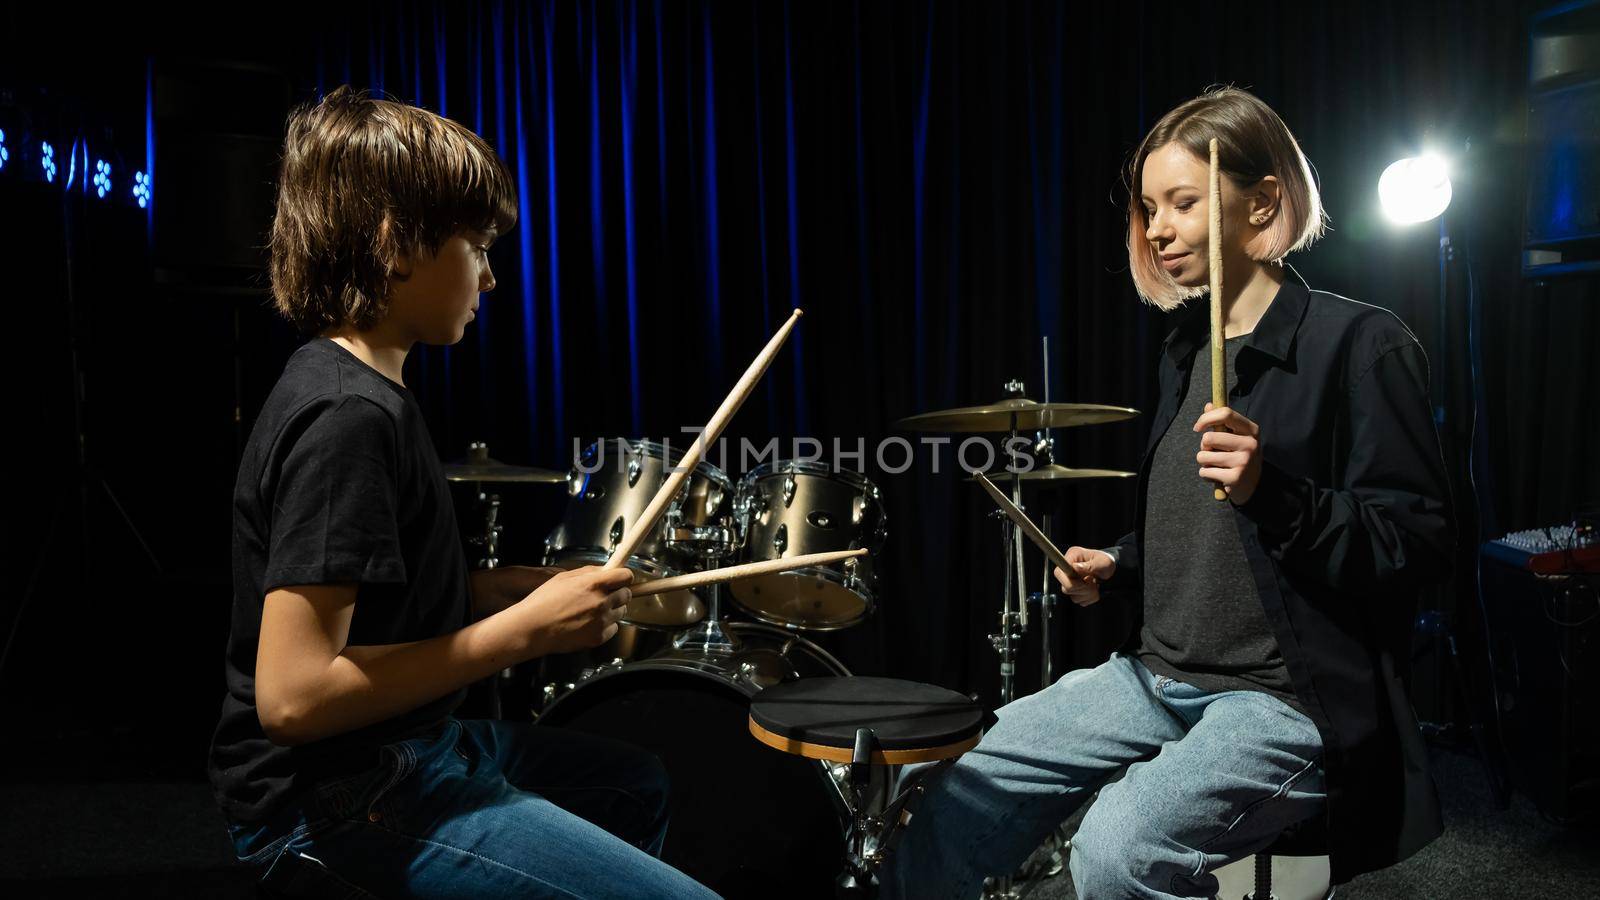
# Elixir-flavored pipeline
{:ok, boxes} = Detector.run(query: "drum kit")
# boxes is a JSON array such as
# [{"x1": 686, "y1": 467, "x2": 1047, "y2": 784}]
[{"x1": 443, "y1": 337, "x2": 1140, "y2": 898}]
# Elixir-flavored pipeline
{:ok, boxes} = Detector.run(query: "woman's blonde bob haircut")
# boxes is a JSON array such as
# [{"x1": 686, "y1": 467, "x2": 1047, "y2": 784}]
[
  {"x1": 269, "y1": 85, "x2": 518, "y2": 334},
  {"x1": 1125, "y1": 87, "x2": 1326, "y2": 310}
]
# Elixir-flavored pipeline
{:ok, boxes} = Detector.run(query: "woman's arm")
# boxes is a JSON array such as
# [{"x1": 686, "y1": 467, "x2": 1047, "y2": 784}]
[{"x1": 1232, "y1": 342, "x2": 1455, "y2": 591}]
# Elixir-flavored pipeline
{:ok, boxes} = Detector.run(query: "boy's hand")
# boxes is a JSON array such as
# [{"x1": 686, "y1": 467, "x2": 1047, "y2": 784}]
[
  {"x1": 1052, "y1": 546, "x2": 1117, "y2": 607},
  {"x1": 508, "y1": 566, "x2": 635, "y2": 656},
  {"x1": 1193, "y1": 402, "x2": 1263, "y2": 505}
]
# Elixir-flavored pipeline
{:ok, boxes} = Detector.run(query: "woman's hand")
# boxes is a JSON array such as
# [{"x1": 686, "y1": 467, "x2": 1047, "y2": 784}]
[
  {"x1": 1053, "y1": 546, "x2": 1117, "y2": 607},
  {"x1": 1193, "y1": 402, "x2": 1263, "y2": 505}
]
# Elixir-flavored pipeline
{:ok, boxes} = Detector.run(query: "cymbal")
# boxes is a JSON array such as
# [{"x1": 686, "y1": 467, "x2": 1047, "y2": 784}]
[
  {"x1": 895, "y1": 398, "x2": 1139, "y2": 433},
  {"x1": 444, "y1": 461, "x2": 568, "y2": 484},
  {"x1": 444, "y1": 442, "x2": 567, "y2": 484},
  {"x1": 969, "y1": 464, "x2": 1138, "y2": 486}
]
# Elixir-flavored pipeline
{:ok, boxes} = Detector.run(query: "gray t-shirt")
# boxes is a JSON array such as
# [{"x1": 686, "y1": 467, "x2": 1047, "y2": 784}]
[{"x1": 1136, "y1": 334, "x2": 1305, "y2": 714}]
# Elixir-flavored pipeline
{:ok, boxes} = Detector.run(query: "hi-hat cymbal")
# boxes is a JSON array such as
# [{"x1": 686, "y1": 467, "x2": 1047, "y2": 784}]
[
  {"x1": 443, "y1": 460, "x2": 568, "y2": 484},
  {"x1": 895, "y1": 398, "x2": 1139, "y2": 433},
  {"x1": 444, "y1": 441, "x2": 567, "y2": 484},
  {"x1": 969, "y1": 464, "x2": 1138, "y2": 486}
]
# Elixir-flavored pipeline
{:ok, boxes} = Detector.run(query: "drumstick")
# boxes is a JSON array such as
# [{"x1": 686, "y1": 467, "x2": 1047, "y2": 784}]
[
  {"x1": 628, "y1": 549, "x2": 867, "y2": 598},
  {"x1": 604, "y1": 308, "x2": 804, "y2": 569},
  {"x1": 1207, "y1": 138, "x2": 1227, "y2": 502},
  {"x1": 974, "y1": 473, "x2": 1074, "y2": 575}
]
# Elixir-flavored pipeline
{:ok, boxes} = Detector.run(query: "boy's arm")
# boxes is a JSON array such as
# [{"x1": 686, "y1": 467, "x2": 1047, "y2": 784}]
[
  {"x1": 468, "y1": 565, "x2": 564, "y2": 620},
  {"x1": 256, "y1": 567, "x2": 632, "y2": 746}
]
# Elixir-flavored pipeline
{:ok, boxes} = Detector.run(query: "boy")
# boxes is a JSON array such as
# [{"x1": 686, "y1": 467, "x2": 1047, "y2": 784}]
[{"x1": 208, "y1": 86, "x2": 718, "y2": 899}]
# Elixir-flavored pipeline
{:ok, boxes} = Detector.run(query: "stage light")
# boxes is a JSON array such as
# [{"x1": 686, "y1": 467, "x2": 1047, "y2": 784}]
[
  {"x1": 41, "y1": 141, "x2": 56, "y2": 182},
  {"x1": 133, "y1": 170, "x2": 151, "y2": 208},
  {"x1": 1378, "y1": 154, "x2": 1453, "y2": 225},
  {"x1": 94, "y1": 159, "x2": 112, "y2": 198},
  {"x1": 0, "y1": 129, "x2": 9, "y2": 171}
]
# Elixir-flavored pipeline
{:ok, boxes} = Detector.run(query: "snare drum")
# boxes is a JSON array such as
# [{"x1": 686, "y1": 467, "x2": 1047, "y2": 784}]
[
  {"x1": 731, "y1": 461, "x2": 885, "y2": 630},
  {"x1": 544, "y1": 439, "x2": 736, "y2": 628}
]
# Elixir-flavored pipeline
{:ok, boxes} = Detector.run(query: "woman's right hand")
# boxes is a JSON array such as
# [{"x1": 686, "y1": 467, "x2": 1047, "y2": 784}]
[
  {"x1": 1053, "y1": 547, "x2": 1117, "y2": 607},
  {"x1": 506, "y1": 565, "x2": 635, "y2": 657}
]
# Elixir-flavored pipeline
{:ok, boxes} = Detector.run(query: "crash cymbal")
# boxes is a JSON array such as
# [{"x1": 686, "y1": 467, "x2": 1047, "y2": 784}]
[
  {"x1": 969, "y1": 464, "x2": 1138, "y2": 486},
  {"x1": 895, "y1": 398, "x2": 1139, "y2": 433},
  {"x1": 444, "y1": 442, "x2": 568, "y2": 484}
]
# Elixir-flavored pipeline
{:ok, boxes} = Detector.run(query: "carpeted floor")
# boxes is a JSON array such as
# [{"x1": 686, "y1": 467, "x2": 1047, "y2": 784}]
[{"x1": 0, "y1": 745, "x2": 1594, "y2": 898}]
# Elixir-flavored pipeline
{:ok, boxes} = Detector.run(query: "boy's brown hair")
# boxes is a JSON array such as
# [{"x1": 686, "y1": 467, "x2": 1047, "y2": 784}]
[{"x1": 269, "y1": 85, "x2": 517, "y2": 334}]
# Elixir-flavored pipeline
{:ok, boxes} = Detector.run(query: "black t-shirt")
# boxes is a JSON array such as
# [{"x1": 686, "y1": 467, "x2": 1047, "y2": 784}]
[
  {"x1": 208, "y1": 338, "x2": 470, "y2": 825},
  {"x1": 1137, "y1": 335, "x2": 1305, "y2": 715}
]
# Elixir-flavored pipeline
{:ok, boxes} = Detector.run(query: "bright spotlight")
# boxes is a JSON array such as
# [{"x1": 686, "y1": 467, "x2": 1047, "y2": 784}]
[
  {"x1": 41, "y1": 141, "x2": 57, "y2": 183},
  {"x1": 1378, "y1": 154, "x2": 1453, "y2": 225},
  {"x1": 0, "y1": 129, "x2": 9, "y2": 171},
  {"x1": 133, "y1": 170, "x2": 151, "y2": 208}
]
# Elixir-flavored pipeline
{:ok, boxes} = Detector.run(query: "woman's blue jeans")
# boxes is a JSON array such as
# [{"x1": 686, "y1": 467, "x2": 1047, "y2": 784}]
[{"x1": 882, "y1": 652, "x2": 1326, "y2": 900}]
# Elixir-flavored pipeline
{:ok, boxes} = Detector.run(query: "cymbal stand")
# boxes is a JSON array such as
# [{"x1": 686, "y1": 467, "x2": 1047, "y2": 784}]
[{"x1": 988, "y1": 381, "x2": 1032, "y2": 708}]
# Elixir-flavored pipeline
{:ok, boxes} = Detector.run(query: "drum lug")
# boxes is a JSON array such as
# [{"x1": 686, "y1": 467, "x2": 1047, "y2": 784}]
[
  {"x1": 782, "y1": 474, "x2": 797, "y2": 508},
  {"x1": 773, "y1": 523, "x2": 788, "y2": 556},
  {"x1": 627, "y1": 454, "x2": 643, "y2": 488},
  {"x1": 609, "y1": 516, "x2": 626, "y2": 551}
]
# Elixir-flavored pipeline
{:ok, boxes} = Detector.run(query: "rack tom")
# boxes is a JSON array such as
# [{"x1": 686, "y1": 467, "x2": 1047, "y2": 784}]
[
  {"x1": 545, "y1": 439, "x2": 737, "y2": 628},
  {"x1": 731, "y1": 461, "x2": 884, "y2": 630}
]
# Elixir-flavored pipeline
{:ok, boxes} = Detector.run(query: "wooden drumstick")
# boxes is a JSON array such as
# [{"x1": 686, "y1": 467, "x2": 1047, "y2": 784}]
[
  {"x1": 1208, "y1": 138, "x2": 1227, "y2": 502},
  {"x1": 604, "y1": 307, "x2": 804, "y2": 569},
  {"x1": 629, "y1": 548, "x2": 868, "y2": 598}
]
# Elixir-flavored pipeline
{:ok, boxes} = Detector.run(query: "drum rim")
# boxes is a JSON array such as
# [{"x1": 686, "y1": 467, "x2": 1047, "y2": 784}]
[
  {"x1": 537, "y1": 620, "x2": 852, "y2": 723},
  {"x1": 741, "y1": 459, "x2": 881, "y2": 495},
  {"x1": 575, "y1": 437, "x2": 735, "y2": 489},
  {"x1": 727, "y1": 568, "x2": 875, "y2": 631}
]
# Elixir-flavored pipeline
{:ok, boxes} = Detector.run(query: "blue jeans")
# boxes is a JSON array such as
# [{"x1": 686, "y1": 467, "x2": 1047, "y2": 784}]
[
  {"x1": 882, "y1": 652, "x2": 1325, "y2": 900},
  {"x1": 228, "y1": 718, "x2": 720, "y2": 899}
]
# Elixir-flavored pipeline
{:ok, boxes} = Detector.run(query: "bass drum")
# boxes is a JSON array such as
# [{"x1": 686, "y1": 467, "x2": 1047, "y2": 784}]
[{"x1": 536, "y1": 622, "x2": 883, "y2": 899}]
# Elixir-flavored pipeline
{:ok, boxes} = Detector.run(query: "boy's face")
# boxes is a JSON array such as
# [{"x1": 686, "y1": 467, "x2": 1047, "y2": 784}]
[{"x1": 388, "y1": 229, "x2": 497, "y2": 345}]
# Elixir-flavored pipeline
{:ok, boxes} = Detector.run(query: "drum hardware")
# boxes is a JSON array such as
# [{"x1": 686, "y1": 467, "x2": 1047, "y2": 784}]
[
  {"x1": 469, "y1": 490, "x2": 502, "y2": 570},
  {"x1": 747, "y1": 676, "x2": 993, "y2": 899}
]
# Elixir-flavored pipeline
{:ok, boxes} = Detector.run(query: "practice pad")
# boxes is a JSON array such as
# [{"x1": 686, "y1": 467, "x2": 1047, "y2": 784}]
[{"x1": 749, "y1": 676, "x2": 986, "y2": 765}]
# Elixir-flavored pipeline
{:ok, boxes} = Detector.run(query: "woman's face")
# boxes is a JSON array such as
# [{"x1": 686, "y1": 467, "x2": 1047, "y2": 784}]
[{"x1": 1139, "y1": 142, "x2": 1265, "y2": 290}]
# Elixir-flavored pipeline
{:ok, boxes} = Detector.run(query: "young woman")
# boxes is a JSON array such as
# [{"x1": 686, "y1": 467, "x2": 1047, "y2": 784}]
[{"x1": 883, "y1": 87, "x2": 1454, "y2": 899}]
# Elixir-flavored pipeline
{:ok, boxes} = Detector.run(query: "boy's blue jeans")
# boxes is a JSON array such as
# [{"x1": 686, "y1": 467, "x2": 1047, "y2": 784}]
[
  {"x1": 228, "y1": 718, "x2": 720, "y2": 899},
  {"x1": 882, "y1": 652, "x2": 1326, "y2": 900}
]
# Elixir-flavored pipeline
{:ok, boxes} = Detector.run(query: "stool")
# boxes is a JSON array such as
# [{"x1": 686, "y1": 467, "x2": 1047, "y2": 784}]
[
  {"x1": 1228, "y1": 815, "x2": 1333, "y2": 900},
  {"x1": 749, "y1": 676, "x2": 991, "y2": 898}
]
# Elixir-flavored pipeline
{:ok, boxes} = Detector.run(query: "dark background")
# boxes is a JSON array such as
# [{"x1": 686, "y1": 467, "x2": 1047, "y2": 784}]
[{"x1": 2, "y1": 0, "x2": 1595, "y2": 797}]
